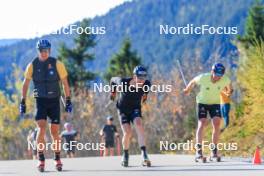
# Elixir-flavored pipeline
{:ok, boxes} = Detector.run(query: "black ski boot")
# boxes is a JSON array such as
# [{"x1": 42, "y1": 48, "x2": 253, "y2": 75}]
[{"x1": 121, "y1": 151, "x2": 129, "y2": 167}]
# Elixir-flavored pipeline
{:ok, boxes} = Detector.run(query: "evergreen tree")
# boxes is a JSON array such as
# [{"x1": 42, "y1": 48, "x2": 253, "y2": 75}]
[
  {"x1": 105, "y1": 38, "x2": 141, "y2": 81},
  {"x1": 238, "y1": 0, "x2": 264, "y2": 46},
  {"x1": 58, "y1": 18, "x2": 96, "y2": 88}
]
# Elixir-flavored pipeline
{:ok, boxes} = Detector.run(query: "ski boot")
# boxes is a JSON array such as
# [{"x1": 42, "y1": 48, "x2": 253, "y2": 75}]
[
  {"x1": 121, "y1": 153, "x2": 129, "y2": 167},
  {"x1": 209, "y1": 147, "x2": 221, "y2": 162},
  {"x1": 195, "y1": 144, "x2": 206, "y2": 163},
  {"x1": 54, "y1": 159, "x2": 63, "y2": 171},
  {"x1": 37, "y1": 160, "x2": 45, "y2": 172},
  {"x1": 195, "y1": 150, "x2": 206, "y2": 163}
]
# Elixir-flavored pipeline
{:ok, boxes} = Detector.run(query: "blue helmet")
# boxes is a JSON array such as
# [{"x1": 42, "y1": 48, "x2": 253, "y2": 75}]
[
  {"x1": 133, "y1": 65, "x2": 147, "y2": 78},
  {"x1": 212, "y1": 63, "x2": 225, "y2": 77},
  {"x1": 36, "y1": 39, "x2": 51, "y2": 50}
]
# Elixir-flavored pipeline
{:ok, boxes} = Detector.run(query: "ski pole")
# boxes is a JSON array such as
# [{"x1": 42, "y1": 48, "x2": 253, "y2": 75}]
[
  {"x1": 105, "y1": 101, "x2": 113, "y2": 108},
  {"x1": 176, "y1": 59, "x2": 188, "y2": 87},
  {"x1": 60, "y1": 96, "x2": 65, "y2": 107},
  {"x1": 60, "y1": 96, "x2": 73, "y2": 122}
]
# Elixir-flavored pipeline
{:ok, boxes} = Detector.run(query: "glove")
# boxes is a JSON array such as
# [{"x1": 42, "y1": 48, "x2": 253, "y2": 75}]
[
  {"x1": 65, "y1": 97, "x2": 73, "y2": 113},
  {"x1": 110, "y1": 92, "x2": 116, "y2": 101},
  {"x1": 19, "y1": 98, "x2": 26, "y2": 114}
]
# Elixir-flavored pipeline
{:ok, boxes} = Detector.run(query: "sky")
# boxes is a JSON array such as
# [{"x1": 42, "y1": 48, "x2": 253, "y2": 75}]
[{"x1": 0, "y1": 0, "x2": 126, "y2": 39}]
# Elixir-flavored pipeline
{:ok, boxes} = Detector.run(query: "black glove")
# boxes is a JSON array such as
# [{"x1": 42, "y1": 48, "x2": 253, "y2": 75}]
[
  {"x1": 65, "y1": 97, "x2": 72, "y2": 113},
  {"x1": 19, "y1": 98, "x2": 26, "y2": 114}
]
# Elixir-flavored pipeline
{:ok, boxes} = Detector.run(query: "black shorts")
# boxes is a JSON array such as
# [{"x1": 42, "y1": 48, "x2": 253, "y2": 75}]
[
  {"x1": 118, "y1": 108, "x2": 142, "y2": 124},
  {"x1": 66, "y1": 145, "x2": 76, "y2": 154},
  {"x1": 105, "y1": 140, "x2": 115, "y2": 148},
  {"x1": 32, "y1": 148, "x2": 37, "y2": 156},
  {"x1": 35, "y1": 98, "x2": 60, "y2": 124},
  {"x1": 197, "y1": 103, "x2": 222, "y2": 119}
]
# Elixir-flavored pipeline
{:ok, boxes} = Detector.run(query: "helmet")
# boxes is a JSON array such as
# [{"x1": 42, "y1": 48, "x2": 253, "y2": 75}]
[
  {"x1": 106, "y1": 116, "x2": 113, "y2": 121},
  {"x1": 64, "y1": 122, "x2": 72, "y2": 129},
  {"x1": 36, "y1": 39, "x2": 51, "y2": 50},
  {"x1": 133, "y1": 65, "x2": 147, "y2": 78},
  {"x1": 212, "y1": 63, "x2": 225, "y2": 77}
]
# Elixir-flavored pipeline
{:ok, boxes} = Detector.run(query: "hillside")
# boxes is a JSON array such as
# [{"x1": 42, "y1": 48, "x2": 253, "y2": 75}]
[
  {"x1": 0, "y1": 39, "x2": 21, "y2": 47},
  {"x1": 0, "y1": 0, "x2": 259, "y2": 89}
]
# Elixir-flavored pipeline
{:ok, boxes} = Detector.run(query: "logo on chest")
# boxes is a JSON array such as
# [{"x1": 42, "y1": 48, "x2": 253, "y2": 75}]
[
  {"x1": 206, "y1": 86, "x2": 221, "y2": 91},
  {"x1": 49, "y1": 70, "x2": 54, "y2": 75},
  {"x1": 48, "y1": 64, "x2": 55, "y2": 75}
]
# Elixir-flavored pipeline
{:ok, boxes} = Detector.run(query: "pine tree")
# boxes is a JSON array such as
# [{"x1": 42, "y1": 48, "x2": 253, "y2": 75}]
[
  {"x1": 58, "y1": 18, "x2": 96, "y2": 88},
  {"x1": 104, "y1": 38, "x2": 141, "y2": 81},
  {"x1": 238, "y1": 0, "x2": 264, "y2": 46}
]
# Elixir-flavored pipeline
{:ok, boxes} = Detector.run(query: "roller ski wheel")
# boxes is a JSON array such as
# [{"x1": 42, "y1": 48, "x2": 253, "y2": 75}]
[
  {"x1": 37, "y1": 161, "x2": 45, "y2": 172},
  {"x1": 142, "y1": 160, "x2": 151, "y2": 167},
  {"x1": 195, "y1": 155, "x2": 207, "y2": 163},
  {"x1": 55, "y1": 160, "x2": 63, "y2": 171},
  {"x1": 209, "y1": 154, "x2": 221, "y2": 162},
  {"x1": 121, "y1": 160, "x2": 129, "y2": 167}
]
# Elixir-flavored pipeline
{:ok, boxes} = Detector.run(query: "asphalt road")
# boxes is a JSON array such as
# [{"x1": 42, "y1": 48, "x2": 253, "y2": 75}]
[{"x1": 0, "y1": 155, "x2": 263, "y2": 176}]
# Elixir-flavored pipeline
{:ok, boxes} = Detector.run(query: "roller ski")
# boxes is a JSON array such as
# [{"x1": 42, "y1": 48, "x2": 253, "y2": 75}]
[
  {"x1": 209, "y1": 154, "x2": 221, "y2": 162},
  {"x1": 54, "y1": 159, "x2": 63, "y2": 171},
  {"x1": 142, "y1": 159, "x2": 151, "y2": 167},
  {"x1": 37, "y1": 160, "x2": 45, "y2": 172},
  {"x1": 195, "y1": 150, "x2": 207, "y2": 163},
  {"x1": 121, "y1": 153, "x2": 129, "y2": 167},
  {"x1": 141, "y1": 154, "x2": 151, "y2": 167},
  {"x1": 121, "y1": 160, "x2": 129, "y2": 167}
]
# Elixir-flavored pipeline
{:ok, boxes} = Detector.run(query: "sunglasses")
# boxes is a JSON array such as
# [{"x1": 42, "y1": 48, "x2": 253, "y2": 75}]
[
  {"x1": 38, "y1": 49, "x2": 50, "y2": 53},
  {"x1": 137, "y1": 77, "x2": 147, "y2": 81}
]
